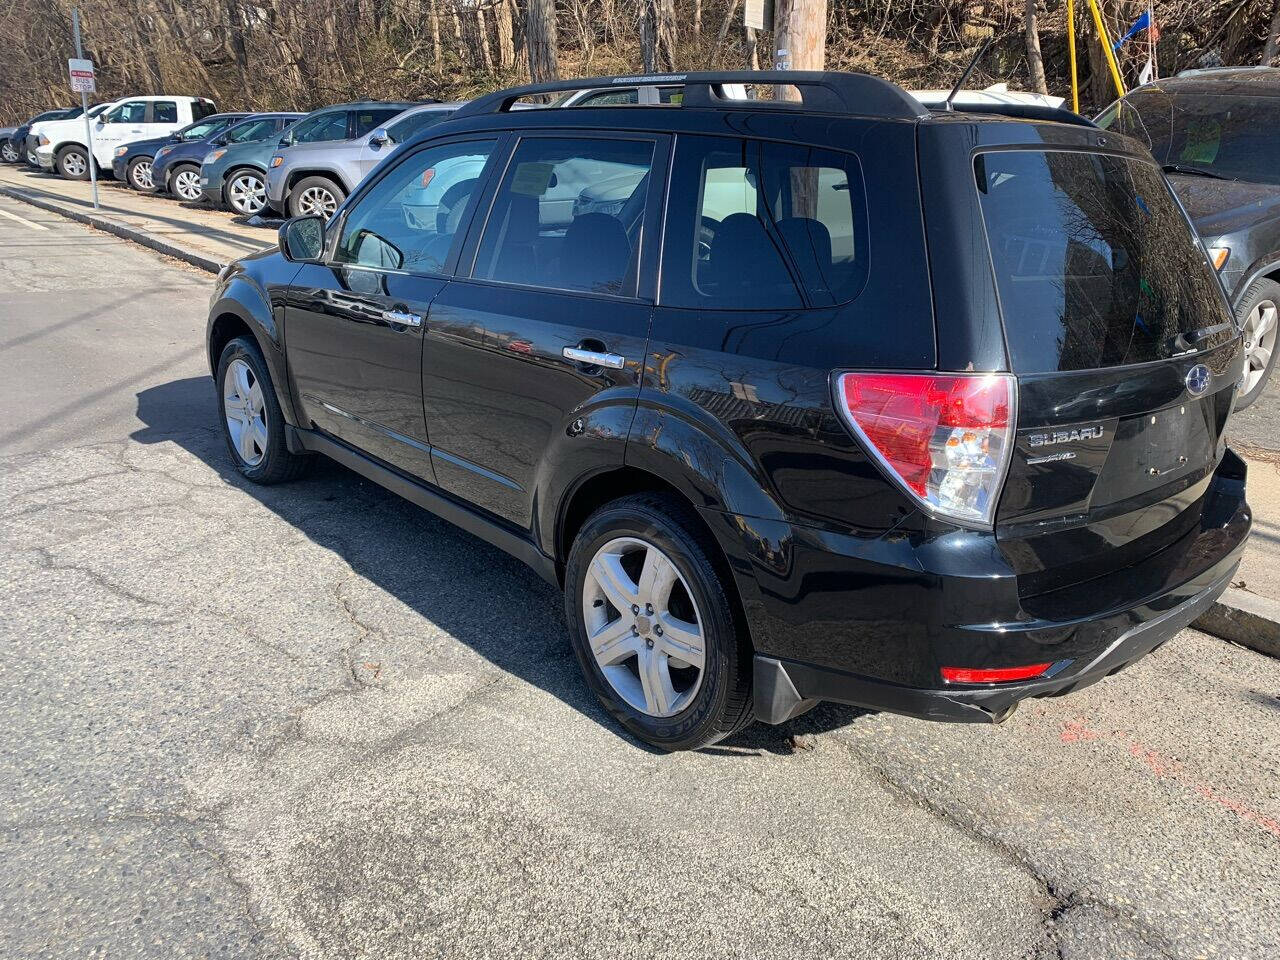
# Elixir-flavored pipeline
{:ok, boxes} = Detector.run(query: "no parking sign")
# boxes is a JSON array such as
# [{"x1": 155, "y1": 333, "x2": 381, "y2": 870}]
[{"x1": 68, "y1": 58, "x2": 95, "y2": 94}]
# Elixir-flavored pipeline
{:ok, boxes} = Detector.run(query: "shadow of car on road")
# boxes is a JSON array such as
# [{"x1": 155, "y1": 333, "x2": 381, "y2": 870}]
[{"x1": 132, "y1": 376, "x2": 870, "y2": 754}]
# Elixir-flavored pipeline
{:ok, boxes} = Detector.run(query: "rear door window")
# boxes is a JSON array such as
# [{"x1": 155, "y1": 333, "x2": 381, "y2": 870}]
[
  {"x1": 150, "y1": 101, "x2": 178, "y2": 124},
  {"x1": 472, "y1": 136, "x2": 655, "y2": 296},
  {"x1": 661, "y1": 136, "x2": 868, "y2": 310},
  {"x1": 975, "y1": 149, "x2": 1233, "y2": 373}
]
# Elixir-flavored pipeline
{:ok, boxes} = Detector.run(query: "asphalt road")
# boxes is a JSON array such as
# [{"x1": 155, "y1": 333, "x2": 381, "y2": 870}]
[{"x1": 2, "y1": 197, "x2": 1278, "y2": 960}]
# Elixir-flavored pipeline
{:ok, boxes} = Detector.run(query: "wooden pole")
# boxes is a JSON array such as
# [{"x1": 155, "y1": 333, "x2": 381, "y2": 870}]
[{"x1": 773, "y1": 0, "x2": 827, "y2": 101}]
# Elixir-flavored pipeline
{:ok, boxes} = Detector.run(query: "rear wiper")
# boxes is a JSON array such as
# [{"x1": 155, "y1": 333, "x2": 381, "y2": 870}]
[{"x1": 1161, "y1": 163, "x2": 1234, "y2": 181}]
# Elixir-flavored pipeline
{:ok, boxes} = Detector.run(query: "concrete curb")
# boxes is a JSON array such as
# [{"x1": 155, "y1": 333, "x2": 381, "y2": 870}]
[
  {"x1": 1193, "y1": 587, "x2": 1280, "y2": 659},
  {"x1": 0, "y1": 184, "x2": 224, "y2": 274}
]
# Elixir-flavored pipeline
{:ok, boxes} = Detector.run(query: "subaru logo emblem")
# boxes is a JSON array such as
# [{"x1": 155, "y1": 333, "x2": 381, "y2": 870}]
[{"x1": 1185, "y1": 364, "x2": 1212, "y2": 397}]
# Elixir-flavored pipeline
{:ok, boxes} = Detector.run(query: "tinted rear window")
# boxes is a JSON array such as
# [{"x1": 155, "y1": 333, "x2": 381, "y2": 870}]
[{"x1": 976, "y1": 149, "x2": 1232, "y2": 373}]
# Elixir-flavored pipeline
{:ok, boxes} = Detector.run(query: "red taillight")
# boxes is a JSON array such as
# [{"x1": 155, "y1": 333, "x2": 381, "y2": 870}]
[
  {"x1": 941, "y1": 663, "x2": 1052, "y2": 684},
  {"x1": 835, "y1": 372, "x2": 1015, "y2": 526}
]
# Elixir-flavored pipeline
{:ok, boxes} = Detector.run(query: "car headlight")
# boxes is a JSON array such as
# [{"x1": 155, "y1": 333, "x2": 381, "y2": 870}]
[
  {"x1": 114, "y1": 146, "x2": 128, "y2": 158},
  {"x1": 208, "y1": 149, "x2": 226, "y2": 163},
  {"x1": 270, "y1": 156, "x2": 283, "y2": 168},
  {"x1": 1207, "y1": 246, "x2": 1230, "y2": 271}
]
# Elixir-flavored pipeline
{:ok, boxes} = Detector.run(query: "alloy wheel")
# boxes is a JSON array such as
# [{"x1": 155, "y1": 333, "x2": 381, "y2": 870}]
[
  {"x1": 1241, "y1": 299, "x2": 1277, "y2": 397},
  {"x1": 63, "y1": 152, "x2": 87, "y2": 177},
  {"x1": 297, "y1": 186, "x2": 338, "y2": 217},
  {"x1": 130, "y1": 160, "x2": 154, "y2": 190},
  {"x1": 228, "y1": 173, "x2": 266, "y2": 215},
  {"x1": 222, "y1": 357, "x2": 268, "y2": 467},
  {"x1": 582, "y1": 536, "x2": 706, "y2": 718},
  {"x1": 1, "y1": 142, "x2": 17, "y2": 163},
  {"x1": 173, "y1": 168, "x2": 201, "y2": 201}
]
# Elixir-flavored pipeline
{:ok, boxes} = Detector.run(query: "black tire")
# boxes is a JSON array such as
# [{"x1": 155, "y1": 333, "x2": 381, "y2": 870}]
[
  {"x1": 215, "y1": 336, "x2": 310, "y2": 484},
  {"x1": 223, "y1": 167, "x2": 267, "y2": 216},
  {"x1": 56, "y1": 145, "x2": 90, "y2": 181},
  {"x1": 564, "y1": 493, "x2": 754, "y2": 751},
  {"x1": 1235, "y1": 277, "x2": 1280, "y2": 410},
  {"x1": 287, "y1": 174, "x2": 344, "y2": 219},
  {"x1": 169, "y1": 163, "x2": 203, "y2": 202},
  {"x1": 127, "y1": 155, "x2": 157, "y2": 193}
]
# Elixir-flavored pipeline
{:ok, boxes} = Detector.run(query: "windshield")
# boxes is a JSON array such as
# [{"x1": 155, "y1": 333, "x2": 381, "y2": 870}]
[
  {"x1": 976, "y1": 149, "x2": 1233, "y2": 373},
  {"x1": 1097, "y1": 89, "x2": 1280, "y2": 185}
]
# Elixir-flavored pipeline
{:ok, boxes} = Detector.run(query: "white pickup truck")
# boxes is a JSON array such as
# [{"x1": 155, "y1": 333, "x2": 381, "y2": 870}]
[{"x1": 36, "y1": 95, "x2": 216, "y2": 180}]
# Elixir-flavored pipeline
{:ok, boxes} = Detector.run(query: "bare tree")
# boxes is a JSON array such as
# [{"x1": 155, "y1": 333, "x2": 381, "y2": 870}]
[
  {"x1": 1025, "y1": 0, "x2": 1048, "y2": 94},
  {"x1": 638, "y1": 0, "x2": 677, "y2": 73},
  {"x1": 526, "y1": 0, "x2": 560, "y2": 82},
  {"x1": 1264, "y1": 3, "x2": 1280, "y2": 65}
]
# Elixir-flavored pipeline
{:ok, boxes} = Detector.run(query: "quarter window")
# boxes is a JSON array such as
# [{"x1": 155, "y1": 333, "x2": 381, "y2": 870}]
[
  {"x1": 333, "y1": 139, "x2": 497, "y2": 274},
  {"x1": 472, "y1": 137, "x2": 655, "y2": 296},
  {"x1": 662, "y1": 136, "x2": 868, "y2": 310}
]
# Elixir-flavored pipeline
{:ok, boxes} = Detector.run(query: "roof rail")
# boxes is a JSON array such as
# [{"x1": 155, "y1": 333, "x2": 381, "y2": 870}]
[
  {"x1": 450, "y1": 71, "x2": 930, "y2": 121},
  {"x1": 930, "y1": 101, "x2": 1098, "y2": 128}
]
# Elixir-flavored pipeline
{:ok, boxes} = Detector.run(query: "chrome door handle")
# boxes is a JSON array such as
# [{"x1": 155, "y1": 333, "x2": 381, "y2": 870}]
[
  {"x1": 382, "y1": 310, "x2": 422, "y2": 327},
  {"x1": 563, "y1": 346, "x2": 625, "y2": 369}
]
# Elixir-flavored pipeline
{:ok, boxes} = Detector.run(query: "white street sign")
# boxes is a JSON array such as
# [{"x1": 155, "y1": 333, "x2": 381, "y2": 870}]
[
  {"x1": 68, "y1": 57, "x2": 95, "y2": 93},
  {"x1": 745, "y1": 0, "x2": 774, "y2": 31}
]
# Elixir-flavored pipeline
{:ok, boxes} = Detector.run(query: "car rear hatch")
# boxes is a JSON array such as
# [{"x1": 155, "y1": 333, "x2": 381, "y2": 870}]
[{"x1": 972, "y1": 146, "x2": 1243, "y2": 614}]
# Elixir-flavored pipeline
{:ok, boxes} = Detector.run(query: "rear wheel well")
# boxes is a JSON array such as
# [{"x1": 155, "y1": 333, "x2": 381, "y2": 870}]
[
  {"x1": 208, "y1": 313, "x2": 254, "y2": 374},
  {"x1": 557, "y1": 467, "x2": 753, "y2": 646}
]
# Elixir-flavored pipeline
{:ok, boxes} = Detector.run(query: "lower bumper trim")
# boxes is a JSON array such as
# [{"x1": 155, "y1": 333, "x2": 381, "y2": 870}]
[{"x1": 755, "y1": 560, "x2": 1238, "y2": 725}]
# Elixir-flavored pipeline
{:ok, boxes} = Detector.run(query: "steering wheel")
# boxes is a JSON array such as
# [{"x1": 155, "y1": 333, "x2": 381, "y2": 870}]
[{"x1": 698, "y1": 215, "x2": 719, "y2": 262}]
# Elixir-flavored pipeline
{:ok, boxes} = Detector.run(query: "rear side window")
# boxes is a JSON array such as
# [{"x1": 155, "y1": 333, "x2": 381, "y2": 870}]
[
  {"x1": 975, "y1": 149, "x2": 1233, "y2": 373},
  {"x1": 355, "y1": 108, "x2": 404, "y2": 137},
  {"x1": 151, "y1": 102, "x2": 178, "y2": 124},
  {"x1": 661, "y1": 136, "x2": 868, "y2": 310},
  {"x1": 293, "y1": 111, "x2": 349, "y2": 144},
  {"x1": 472, "y1": 136, "x2": 654, "y2": 296}
]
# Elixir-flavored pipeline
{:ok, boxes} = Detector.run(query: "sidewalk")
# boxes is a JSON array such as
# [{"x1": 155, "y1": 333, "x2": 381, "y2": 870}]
[
  {"x1": 0, "y1": 163, "x2": 273, "y2": 270},
  {"x1": 1, "y1": 167, "x2": 1277, "y2": 660}
]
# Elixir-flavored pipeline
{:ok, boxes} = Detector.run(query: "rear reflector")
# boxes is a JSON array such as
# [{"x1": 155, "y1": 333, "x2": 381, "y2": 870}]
[
  {"x1": 941, "y1": 663, "x2": 1052, "y2": 684},
  {"x1": 834, "y1": 372, "x2": 1015, "y2": 527}
]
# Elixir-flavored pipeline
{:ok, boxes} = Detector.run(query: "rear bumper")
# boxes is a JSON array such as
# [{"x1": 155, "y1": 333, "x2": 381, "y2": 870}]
[{"x1": 745, "y1": 449, "x2": 1251, "y2": 724}]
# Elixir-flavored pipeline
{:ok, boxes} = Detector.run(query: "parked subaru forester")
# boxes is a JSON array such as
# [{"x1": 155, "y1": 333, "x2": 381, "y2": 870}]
[{"x1": 206, "y1": 72, "x2": 1250, "y2": 750}]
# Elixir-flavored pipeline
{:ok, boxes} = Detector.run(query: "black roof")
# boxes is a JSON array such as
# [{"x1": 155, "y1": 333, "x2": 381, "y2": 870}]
[{"x1": 1135, "y1": 66, "x2": 1280, "y2": 98}]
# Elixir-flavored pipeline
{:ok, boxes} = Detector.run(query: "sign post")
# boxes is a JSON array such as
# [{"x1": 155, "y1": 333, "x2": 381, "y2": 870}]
[{"x1": 69, "y1": 9, "x2": 98, "y2": 209}]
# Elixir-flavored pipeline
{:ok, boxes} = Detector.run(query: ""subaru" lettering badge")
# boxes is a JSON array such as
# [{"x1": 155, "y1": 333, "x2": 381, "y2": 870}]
[{"x1": 1027, "y1": 425, "x2": 1105, "y2": 448}]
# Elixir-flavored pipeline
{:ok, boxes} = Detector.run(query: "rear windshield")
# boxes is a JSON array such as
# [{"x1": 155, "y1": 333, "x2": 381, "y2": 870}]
[
  {"x1": 975, "y1": 149, "x2": 1232, "y2": 373},
  {"x1": 1097, "y1": 90, "x2": 1280, "y2": 186}
]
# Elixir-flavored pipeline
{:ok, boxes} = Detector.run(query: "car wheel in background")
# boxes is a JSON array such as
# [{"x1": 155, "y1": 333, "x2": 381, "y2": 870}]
[
  {"x1": 216, "y1": 336, "x2": 310, "y2": 484},
  {"x1": 127, "y1": 156, "x2": 157, "y2": 192},
  {"x1": 563, "y1": 493, "x2": 754, "y2": 751},
  {"x1": 288, "y1": 175, "x2": 344, "y2": 219},
  {"x1": 0, "y1": 141, "x2": 18, "y2": 163},
  {"x1": 224, "y1": 168, "x2": 268, "y2": 216},
  {"x1": 170, "y1": 164, "x2": 202, "y2": 202},
  {"x1": 57, "y1": 146, "x2": 91, "y2": 180},
  {"x1": 1236, "y1": 277, "x2": 1280, "y2": 410}
]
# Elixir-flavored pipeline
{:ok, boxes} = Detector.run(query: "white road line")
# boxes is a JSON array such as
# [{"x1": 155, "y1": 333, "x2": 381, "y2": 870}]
[{"x1": 0, "y1": 206, "x2": 50, "y2": 230}]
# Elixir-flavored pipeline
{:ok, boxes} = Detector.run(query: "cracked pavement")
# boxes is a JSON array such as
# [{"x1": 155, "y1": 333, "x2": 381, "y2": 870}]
[{"x1": 1, "y1": 197, "x2": 1278, "y2": 959}]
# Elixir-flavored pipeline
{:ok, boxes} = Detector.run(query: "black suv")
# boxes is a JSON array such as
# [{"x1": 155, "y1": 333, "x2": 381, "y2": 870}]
[
  {"x1": 206, "y1": 72, "x2": 1250, "y2": 750},
  {"x1": 1097, "y1": 67, "x2": 1280, "y2": 407}
]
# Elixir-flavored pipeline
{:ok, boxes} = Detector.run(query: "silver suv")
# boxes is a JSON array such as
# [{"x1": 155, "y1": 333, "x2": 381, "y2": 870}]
[{"x1": 264, "y1": 101, "x2": 458, "y2": 218}]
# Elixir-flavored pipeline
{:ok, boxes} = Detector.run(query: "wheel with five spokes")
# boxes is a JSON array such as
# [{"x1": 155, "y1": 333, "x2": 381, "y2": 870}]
[
  {"x1": 216, "y1": 336, "x2": 310, "y2": 484},
  {"x1": 564, "y1": 493, "x2": 753, "y2": 750},
  {"x1": 1235, "y1": 277, "x2": 1280, "y2": 410}
]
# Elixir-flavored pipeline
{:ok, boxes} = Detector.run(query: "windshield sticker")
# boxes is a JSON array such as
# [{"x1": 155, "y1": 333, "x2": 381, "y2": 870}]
[{"x1": 1179, "y1": 119, "x2": 1221, "y2": 164}]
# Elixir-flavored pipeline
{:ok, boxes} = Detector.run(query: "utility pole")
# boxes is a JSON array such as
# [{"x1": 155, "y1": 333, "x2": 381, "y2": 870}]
[
  {"x1": 71, "y1": 9, "x2": 99, "y2": 210},
  {"x1": 772, "y1": 0, "x2": 827, "y2": 101}
]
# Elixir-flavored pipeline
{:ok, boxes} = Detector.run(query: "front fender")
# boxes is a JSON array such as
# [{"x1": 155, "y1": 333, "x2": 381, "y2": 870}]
[{"x1": 207, "y1": 256, "x2": 300, "y2": 426}]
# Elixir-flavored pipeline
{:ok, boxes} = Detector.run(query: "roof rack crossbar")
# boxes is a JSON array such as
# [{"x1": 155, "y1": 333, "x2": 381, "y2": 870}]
[
  {"x1": 930, "y1": 101, "x2": 1098, "y2": 128},
  {"x1": 450, "y1": 71, "x2": 930, "y2": 121}
]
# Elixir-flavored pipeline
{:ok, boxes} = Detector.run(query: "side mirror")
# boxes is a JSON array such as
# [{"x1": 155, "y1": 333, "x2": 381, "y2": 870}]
[
  {"x1": 279, "y1": 216, "x2": 325, "y2": 262},
  {"x1": 369, "y1": 127, "x2": 392, "y2": 146}
]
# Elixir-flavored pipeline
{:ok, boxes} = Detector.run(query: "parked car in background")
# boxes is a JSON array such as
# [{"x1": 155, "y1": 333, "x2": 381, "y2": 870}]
[
  {"x1": 37, "y1": 96, "x2": 216, "y2": 180},
  {"x1": 264, "y1": 101, "x2": 457, "y2": 218},
  {"x1": 0, "y1": 125, "x2": 20, "y2": 163},
  {"x1": 9, "y1": 107, "x2": 80, "y2": 164},
  {"x1": 1097, "y1": 67, "x2": 1280, "y2": 407},
  {"x1": 111, "y1": 112, "x2": 248, "y2": 195},
  {"x1": 208, "y1": 71, "x2": 1249, "y2": 750},
  {"x1": 910, "y1": 82, "x2": 1066, "y2": 110},
  {"x1": 198, "y1": 113, "x2": 306, "y2": 215}
]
